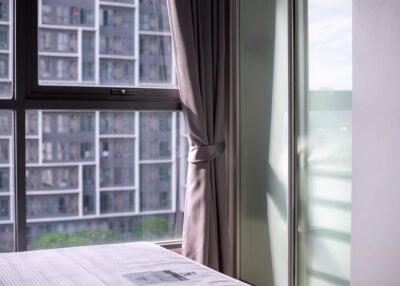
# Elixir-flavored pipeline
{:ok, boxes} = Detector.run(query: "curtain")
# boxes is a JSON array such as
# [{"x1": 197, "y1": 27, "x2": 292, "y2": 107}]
[{"x1": 168, "y1": 0, "x2": 234, "y2": 275}]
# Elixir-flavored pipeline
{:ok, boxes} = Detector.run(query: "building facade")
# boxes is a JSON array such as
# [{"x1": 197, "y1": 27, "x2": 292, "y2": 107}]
[{"x1": 0, "y1": 0, "x2": 187, "y2": 252}]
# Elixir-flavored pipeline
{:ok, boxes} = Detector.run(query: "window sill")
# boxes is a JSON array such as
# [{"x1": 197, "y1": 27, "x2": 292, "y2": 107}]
[{"x1": 158, "y1": 240, "x2": 182, "y2": 255}]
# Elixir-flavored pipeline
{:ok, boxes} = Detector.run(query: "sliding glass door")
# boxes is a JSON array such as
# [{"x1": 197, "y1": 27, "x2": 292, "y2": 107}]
[{"x1": 295, "y1": 1, "x2": 352, "y2": 285}]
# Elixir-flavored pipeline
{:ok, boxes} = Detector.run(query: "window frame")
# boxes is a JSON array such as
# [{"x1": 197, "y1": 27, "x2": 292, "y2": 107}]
[
  {"x1": 3, "y1": 0, "x2": 182, "y2": 252},
  {"x1": 27, "y1": 0, "x2": 180, "y2": 105}
]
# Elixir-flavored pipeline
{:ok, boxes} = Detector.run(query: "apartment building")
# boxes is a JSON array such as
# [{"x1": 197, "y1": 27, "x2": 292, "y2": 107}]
[
  {"x1": 38, "y1": 0, "x2": 174, "y2": 86},
  {"x1": 0, "y1": 0, "x2": 187, "y2": 252},
  {"x1": 0, "y1": 0, "x2": 12, "y2": 98}
]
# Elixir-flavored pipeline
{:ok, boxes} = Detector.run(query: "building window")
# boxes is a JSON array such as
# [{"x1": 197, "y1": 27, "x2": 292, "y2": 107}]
[
  {"x1": 0, "y1": 0, "x2": 9, "y2": 21},
  {"x1": 0, "y1": 197, "x2": 10, "y2": 220}
]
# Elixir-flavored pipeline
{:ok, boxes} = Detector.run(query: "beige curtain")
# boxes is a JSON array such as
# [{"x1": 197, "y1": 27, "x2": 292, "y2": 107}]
[{"x1": 168, "y1": 0, "x2": 234, "y2": 276}]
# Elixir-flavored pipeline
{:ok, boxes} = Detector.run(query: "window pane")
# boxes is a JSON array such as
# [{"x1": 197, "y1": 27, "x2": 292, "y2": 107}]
[
  {"x1": 0, "y1": 0, "x2": 12, "y2": 99},
  {"x1": 25, "y1": 110, "x2": 187, "y2": 250},
  {"x1": 0, "y1": 110, "x2": 13, "y2": 252},
  {"x1": 297, "y1": 1, "x2": 352, "y2": 285},
  {"x1": 139, "y1": 112, "x2": 171, "y2": 160},
  {"x1": 38, "y1": 0, "x2": 176, "y2": 88}
]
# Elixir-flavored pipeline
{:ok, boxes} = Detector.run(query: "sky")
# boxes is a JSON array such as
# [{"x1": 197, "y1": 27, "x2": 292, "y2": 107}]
[{"x1": 308, "y1": 0, "x2": 352, "y2": 91}]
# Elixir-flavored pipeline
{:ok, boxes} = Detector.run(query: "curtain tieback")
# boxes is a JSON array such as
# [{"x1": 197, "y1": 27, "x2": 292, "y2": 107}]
[{"x1": 188, "y1": 142, "x2": 225, "y2": 163}]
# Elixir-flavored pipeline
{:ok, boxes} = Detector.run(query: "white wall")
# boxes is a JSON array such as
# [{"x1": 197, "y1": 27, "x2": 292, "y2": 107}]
[{"x1": 352, "y1": 1, "x2": 400, "y2": 285}]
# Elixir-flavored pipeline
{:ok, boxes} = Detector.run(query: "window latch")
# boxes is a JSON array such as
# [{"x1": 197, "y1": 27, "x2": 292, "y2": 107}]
[{"x1": 111, "y1": 89, "x2": 144, "y2": 95}]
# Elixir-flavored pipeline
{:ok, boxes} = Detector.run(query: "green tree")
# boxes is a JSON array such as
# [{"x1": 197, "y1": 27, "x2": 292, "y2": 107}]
[
  {"x1": 0, "y1": 243, "x2": 8, "y2": 253},
  {"x1": 133, "y1": 216, "x2": 172, "y2": 240},
  {"x1": 78, "y1": 229, "x2": 119, "y2": 244},
  {"x1": 32, "y1": 229, "x2": 120, "y2": 250}
]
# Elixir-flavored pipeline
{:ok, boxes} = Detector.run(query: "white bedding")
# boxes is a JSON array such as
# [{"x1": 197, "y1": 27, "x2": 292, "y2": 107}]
[{"x1": 0, "y1": 242, "x2": 249, "y2": 286}]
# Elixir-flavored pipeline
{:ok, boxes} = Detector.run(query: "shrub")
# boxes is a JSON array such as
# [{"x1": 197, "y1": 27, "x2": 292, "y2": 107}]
[
  {"x1": 32, "y1": 229, "x2": 119, "y2": 250},
  {"x1": 133, "y1": 216, "x2": 171, "y2": 240},
  {"x1": 0, "y1": 243, "x2": 8, "y2": 253}
]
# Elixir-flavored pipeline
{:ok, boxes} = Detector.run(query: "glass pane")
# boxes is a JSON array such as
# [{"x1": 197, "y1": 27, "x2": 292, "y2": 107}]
[
  {"x1": 0, "y1": 0, "x2": 13, "y2": 99},
  {"x1": 25, "y1": 110, "x2": 187, "y2": 250},
  {"x1": 296, "y1": 1, "x2": 352, "y2": 286},
  {"x1": 0, "y1": 110, "x2": 14, "y2": 252},
  {"x1": 38, "y1": 0, "x2": 176, "y2": 88}
]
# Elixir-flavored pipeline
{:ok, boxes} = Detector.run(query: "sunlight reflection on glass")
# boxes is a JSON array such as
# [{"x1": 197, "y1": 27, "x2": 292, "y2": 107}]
[{"x1": 298, "y1": 0, "x2": 352, "y2": 285}]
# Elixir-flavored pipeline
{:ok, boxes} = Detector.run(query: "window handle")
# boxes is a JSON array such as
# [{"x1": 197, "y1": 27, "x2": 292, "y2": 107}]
[{"x1": 111, "y1": 89, "x2": 144, "y2": 95}]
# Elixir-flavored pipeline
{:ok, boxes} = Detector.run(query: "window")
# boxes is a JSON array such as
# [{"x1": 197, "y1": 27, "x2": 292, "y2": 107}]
[
  {"x1": 37, "y1": 0, "x2": 176, "y2": 88},
  {"x1": 296, "y1": 0, "x2": 352, "y2": 285},
  {"x1": 25, "y1": 111, "x2": 185, "y2": 250},
  {"x1": 0, "y1": 0, "x2": 11, "y2": 99},
  {"x1": 0, "y1": 110, "x2": 13, "y2": 252},
  {"x1": 140, "y1": 112, "x2": 172, "y2": 159},
  {"x1": 0, "y1": 0, "x2": 188, "y2": 253}
]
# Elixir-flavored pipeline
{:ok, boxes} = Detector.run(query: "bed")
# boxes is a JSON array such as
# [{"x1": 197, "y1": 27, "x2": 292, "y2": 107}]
[{"x1": 0, "y1": 241, "x2": 249, "y2": 285}]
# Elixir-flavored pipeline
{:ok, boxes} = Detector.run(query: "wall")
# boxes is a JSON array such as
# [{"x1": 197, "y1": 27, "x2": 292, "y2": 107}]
[
  {"x1": 352, "y1": 0, "x2": 400, "y2": 285},
  {"x1": 238, "y1": 0, "x2": 288, "y2": 285}
]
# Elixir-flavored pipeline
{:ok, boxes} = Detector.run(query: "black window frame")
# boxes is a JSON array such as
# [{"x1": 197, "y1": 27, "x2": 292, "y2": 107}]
[{"x1": 2, "y1": 0, "x2": 181, "y2": 251}]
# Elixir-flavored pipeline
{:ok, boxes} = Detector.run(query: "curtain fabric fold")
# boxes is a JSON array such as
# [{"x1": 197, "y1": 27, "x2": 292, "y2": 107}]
[{"x1": 168, "y1": 0, "x2": 233, "y2": 275}]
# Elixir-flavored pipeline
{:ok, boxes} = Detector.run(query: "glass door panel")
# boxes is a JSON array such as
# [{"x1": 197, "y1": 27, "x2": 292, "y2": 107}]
[{"x1": 296, "y1": 1, "x2": 352, "y2": 285}]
